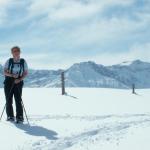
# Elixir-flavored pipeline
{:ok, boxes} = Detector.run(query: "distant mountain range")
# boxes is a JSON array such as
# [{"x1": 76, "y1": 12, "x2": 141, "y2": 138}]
[{"x1": 0, "y1": 59, "x2": 150, "y2": 89}]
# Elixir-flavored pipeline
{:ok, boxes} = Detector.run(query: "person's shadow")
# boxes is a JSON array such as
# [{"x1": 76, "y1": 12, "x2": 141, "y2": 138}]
[{"x1": 15, "y1": 124, "x2": 58, "y2": 140}]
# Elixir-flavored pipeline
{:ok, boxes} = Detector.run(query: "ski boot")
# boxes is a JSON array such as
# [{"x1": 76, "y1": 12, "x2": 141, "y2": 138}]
[
  {"x1": 7, "y1": 116, "x2": 15, "y2": 122},
  {"x1": 16, "y1": 116, "x2": 24, "y2": 124}
]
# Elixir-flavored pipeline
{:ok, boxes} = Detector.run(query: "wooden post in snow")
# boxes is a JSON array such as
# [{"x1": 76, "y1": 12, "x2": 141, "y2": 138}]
[
  {"x1": 132, "y1": 84, "x2": 135, "y2": 94},
  {"x1": 61, "y1": 72, "x2": 65, "y2": 95}
]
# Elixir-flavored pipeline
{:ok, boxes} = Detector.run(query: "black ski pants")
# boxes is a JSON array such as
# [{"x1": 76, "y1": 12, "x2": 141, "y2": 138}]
[{"x1": 4, "y1": 77, "x2": 24, "y2": 119}]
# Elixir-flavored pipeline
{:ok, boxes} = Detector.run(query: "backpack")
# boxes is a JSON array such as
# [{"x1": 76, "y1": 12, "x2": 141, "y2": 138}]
[{"x1": 8, "y1": 58, "x2": 25, "y2": 77}]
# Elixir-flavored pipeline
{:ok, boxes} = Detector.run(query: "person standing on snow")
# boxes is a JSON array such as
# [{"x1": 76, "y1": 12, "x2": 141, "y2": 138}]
[{"x1": 4, "y1": 46, "x2": 28, "y2": 123}]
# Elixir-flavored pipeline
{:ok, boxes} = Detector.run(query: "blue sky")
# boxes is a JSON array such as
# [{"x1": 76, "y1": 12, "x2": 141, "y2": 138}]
[{"x1": 0, "y1": 0, "x2": 150, "y2": 69}]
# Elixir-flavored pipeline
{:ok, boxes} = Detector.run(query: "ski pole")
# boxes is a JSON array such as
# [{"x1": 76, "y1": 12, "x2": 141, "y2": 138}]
[
  {"x1": 21, "y1": 100, "x2": 30, "y2": 126},
  {"x1": 0, "y1": 81, "x2": 15, "y2": 121},
  {"x1": 16, "y1": 85, "x2": 30, "y2": 126},
  {"x1": 0, "y1": 104, "x2": 6, "y2": 121}
]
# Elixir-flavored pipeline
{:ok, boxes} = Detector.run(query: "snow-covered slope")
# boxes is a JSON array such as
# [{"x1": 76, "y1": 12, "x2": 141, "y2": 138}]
[
  {"x1": 64, "y1": 60, "x2": 150, "y2": 88},
  {"x1": 25, "y1": 69, "x2": 62, "y2": 88},
  {"x1": 0, "y1": 59, "x2": 150, "y2": 88},
  {"x1": 25, "y1": 60, "x2": 150, "y2": 88},
  {"x1": 108, "y1": 60, "x2": 150, "y2": 88},
  {"x1": 0, "y1": 88, "x2": 150, "y2": 150},
  {"x1": 65, "y1": 61, "x2": 127, "y2": 88}
]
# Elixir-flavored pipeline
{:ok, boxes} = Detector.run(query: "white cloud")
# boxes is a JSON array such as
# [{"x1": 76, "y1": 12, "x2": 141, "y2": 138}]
[
  {"x1": 0, "y1": 0, "x2": 10, "y2": 5},
  {"x1": 28, "y1": 0, "x2": 60, "y2": 17},
  {"x1": 0, "y1": 0, "x2": 9, "y2": 25},
  {"x1": 27, "y1": 0, "x2": 135, "y2": 22},
  {"x1": 55, "y1": 15, "x2": 148, "y2": 51},
  {"x1": 89, "y1": 42, "x2": 150, "y2": 66},
  {"x1": 1, "y1": 42, "x2": 150, "y2": 70},
  {"x1": 23, "y1": 43, "x2": 150, "y2": 69},
  {"x1": 24, "y1": 0, "x2": 147, "y2": 49},
  {"x1": 48, "y1": 1, "x2": 102, "y2": 21},
  {"x1": 0, "y1": 0, "x2": 150, "y2": 69},
  {"x1": 128, "y1": 43, "x2": 150, "y2": 61}
]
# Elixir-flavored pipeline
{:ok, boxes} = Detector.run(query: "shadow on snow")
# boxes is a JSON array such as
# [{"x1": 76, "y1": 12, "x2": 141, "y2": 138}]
[{"x1": 15, "y1": 124, "x2": 58, "y2": 140}]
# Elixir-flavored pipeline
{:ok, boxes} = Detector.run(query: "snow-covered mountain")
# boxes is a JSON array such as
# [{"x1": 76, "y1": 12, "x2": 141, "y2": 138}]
[
  {"x1": 108, "y1": 60, "x2": 150, "y2": 88},
  {"x1": 25, "y1": 69, "x2": 63, "y2": 88},
  {"x1": 0, "y1": 59, "x2": 150, "y2": 88},
  {"x1": 64, "y1": 60, "x2": 150, "y2": 88},
  {"x1": 65, "y1": 61, "x2": 127, "y2": 88}
]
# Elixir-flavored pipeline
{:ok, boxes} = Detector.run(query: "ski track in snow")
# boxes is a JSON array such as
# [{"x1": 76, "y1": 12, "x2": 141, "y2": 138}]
[{"x1": 19, "y1": 114, "x2": 150, "y2": 150}]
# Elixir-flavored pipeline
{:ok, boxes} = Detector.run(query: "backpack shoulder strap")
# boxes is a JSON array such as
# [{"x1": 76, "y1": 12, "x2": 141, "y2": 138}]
[
  {"x1": 17, "y1": 58, "x2": 25, "y2": 78},
  {"x1": 8, "y1": 58, "x2": 14, "y2": 73},
  {"x1": 20, "y1": 58, "x2": 25, "y2": 72}
]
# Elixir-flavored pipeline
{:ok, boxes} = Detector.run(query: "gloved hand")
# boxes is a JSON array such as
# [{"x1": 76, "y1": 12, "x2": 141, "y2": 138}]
[
  {"x1": 15, "y1": 79, "x2": 21, "y2": 84},
  {"x1": 11, "y1": 74, "x2": 18, "y2": 79}
]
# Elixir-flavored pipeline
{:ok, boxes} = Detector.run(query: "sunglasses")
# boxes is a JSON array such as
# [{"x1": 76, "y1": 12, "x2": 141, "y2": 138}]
[{"x1": 12, "y1": 50, "x2": 20, "y2": 53}]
